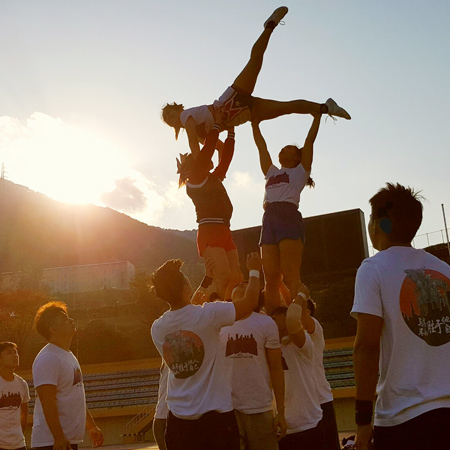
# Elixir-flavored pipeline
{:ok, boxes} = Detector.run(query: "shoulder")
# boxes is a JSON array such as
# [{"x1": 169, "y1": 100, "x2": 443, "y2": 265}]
[
  {"x1": 33, "y1": 345, "x2": 60, "y2": 366},
  {"x1": 180, "y1": 105, "x2": 209, "y2": 125}
]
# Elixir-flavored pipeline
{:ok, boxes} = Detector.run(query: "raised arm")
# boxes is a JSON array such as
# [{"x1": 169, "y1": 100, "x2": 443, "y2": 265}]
[
  {"x1": 184, "y1": 116, "x2": 201, "y2": 159},
  {"x1": 233, "y1": 253, "x2": 262, "y2": 320},
  {"x1": 214, "y1": 128, "x2": 235, "y2": 181},
  {"x1": 301, "y1": 113, "x2": 321, "y2": 172},
  {"x1": 251, "y1": 121, "x2": 273, "y2": 176}
]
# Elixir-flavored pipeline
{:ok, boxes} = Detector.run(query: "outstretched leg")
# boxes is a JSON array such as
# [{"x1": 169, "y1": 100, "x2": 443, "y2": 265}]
[
  {"x1": 252, "y1": 97, "x2": 326, "y2": 121},
  {"x1": 252, "y1": 97, "x2": 351, "y2": 121},
  {"x1": 232, "y1": 7, "x2": 288, "y2": 94},
  {"x1": 232, "y1": 28, "x2": 273, "y2": 95}
]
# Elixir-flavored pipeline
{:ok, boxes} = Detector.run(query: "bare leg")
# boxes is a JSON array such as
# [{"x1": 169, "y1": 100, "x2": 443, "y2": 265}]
[
  {"x1": 232, "y1": 28, "x2": 273, "y2": 94},
  {"x1": 261, "y1": 244, "x2": 283, "y2": 315},
  {"x1": 203, "y1": 246, "x2": 231, "y2": 300},
  {"x1": 224, "y1": 248, "x2": 244, "y2": 301},
  {"x1": 279, "y1": 239, "x2": 304, "y2": 302},
  {"x1": 252, "y1": 97, "x2": 324, "y2": 121}
]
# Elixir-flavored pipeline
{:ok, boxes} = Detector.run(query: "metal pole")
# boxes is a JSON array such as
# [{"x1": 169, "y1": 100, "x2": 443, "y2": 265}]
[{"x1": 442, "y1": 204, "x2": 450, "y2": 261}]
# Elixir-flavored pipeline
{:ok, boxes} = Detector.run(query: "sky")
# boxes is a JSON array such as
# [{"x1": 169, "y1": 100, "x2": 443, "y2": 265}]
[{"x1": 1, "y1": 0, "x2": 449, "y2": 250}]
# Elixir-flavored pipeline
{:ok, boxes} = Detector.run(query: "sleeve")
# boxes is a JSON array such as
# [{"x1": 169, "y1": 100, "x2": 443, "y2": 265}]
[
  {"x1": 189, "y1": 126, "x2": 220, "y2": 184},
  {"x1": 351, "y1": 260, "x2": 383, "y2": 319},
  {"x1": 309, "y1": 317, "x2": 324, "y2": 347},
  {"x1": 264, "y1": 317, "x2": 281, "y2": 349},
  {"x1": 32, "y1": 352, "x2": 60, "y2": 388},
  {"x1": 264, "y1": 165, "x2": 278, "y2": 181},
  {"x1": 204, "y1": 301, "x2": 236, "y2": 329},
  {"x1": 151, "y1": 319, "x2": 164, "y2": 358},
  {"x1": 20, "y1": 377, "x2": 30, "y2": 403},
  {"x1": 213, "y1": 133, "x2": 234, "y2": 181},
  {"x1": 294, "y1": 332, "x2": 314, "y2": 361}
]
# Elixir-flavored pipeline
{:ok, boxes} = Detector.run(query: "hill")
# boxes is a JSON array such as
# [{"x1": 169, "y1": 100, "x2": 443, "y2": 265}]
[{"x1": 0, "y1": 179, "x2": 200, "y2": 275}]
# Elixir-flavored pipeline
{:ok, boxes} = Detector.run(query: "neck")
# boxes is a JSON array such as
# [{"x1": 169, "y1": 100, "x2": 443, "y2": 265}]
[
  {"x1": 170, "y1": 299, "x2": 191, "y2": 311},
  {"x1": 49, "y1": 336, "x2": 73, "y2": 351},
  {"x1": 378, "y1": 242, "x2": 412, "y2": 251},
  {"x1": 0, "y1": 367, "x2": 15, "y2": 381}
]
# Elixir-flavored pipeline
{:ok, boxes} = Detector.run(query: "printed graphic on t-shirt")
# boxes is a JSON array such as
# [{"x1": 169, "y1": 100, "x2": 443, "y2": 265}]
[
  {"x1": 400, "y1": 268, "x2": 450, "y2": 346},
  {"x1": 73, "y1": 367, "x2": 83, "y2": 386},
  {"x1": 163, "y1": 330, "x2": 205, "y2": 379},
  {"x1": 225, "y1": 333, "x2": 257, "y2": 358},
  {"x1": 0, "y1": 391, "x2": 21, "y2": 409},
  {"x1": 266, "y1": 172, "x2": 289, "y2": 188}
]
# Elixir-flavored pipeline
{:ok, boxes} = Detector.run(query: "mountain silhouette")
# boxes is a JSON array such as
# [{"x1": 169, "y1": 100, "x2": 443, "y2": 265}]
[{"x1": 0, "y1": 179, "x2": 200, "y2": 274}]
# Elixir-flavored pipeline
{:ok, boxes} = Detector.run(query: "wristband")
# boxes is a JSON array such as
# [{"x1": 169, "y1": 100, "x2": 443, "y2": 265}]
[
  {"x1": 227, "y1": 132, "x2": 235, "y2": 140},
  {"x1": 200, "y1": 275, "x2": 213, "y2": 289},
  {"x1": 249, "y1": 270, "x2": 260, "y2": 279},
  {"x1": 297, "y1": 291, "x2": 308, "y2": 300},
  {"x1": 212, "y1": 123, "x2": 220, "y2": 131},
  {"x1": 355, "y1": 400, "x2": 373, "y2": 425}
]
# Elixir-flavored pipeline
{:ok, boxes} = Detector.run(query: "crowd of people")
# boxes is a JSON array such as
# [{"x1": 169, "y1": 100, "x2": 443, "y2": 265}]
[{"x1": 1, "y1": 6, "x2": 449, "y2": 450}]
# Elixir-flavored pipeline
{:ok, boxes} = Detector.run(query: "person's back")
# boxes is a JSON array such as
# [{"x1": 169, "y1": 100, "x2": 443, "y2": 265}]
[
  {"x1": 354, "y1": 246, "x2": 450, "y2": 423},
  {"x1": 150, "y1": 255, "x2": 262, "y2": 450},
  {"x1": 152, "y1": 301, "x2": 235, "y2": 418},
  {"x1": 352, "y1": 182, "x2": 450, "y2": 450}
]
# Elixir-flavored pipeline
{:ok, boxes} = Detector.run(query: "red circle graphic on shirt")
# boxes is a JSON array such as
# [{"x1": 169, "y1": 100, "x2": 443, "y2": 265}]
[
  {"x1": 162, "y1": 330, "x2": 205, "y2": 379},
  {"x1": 400, "y1": 269, "x2": 450, "y2": 346}
]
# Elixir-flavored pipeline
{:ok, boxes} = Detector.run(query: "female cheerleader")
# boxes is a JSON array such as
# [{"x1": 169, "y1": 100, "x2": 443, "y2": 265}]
[
  {"x1": 251, "y1": 113, "x2": 321, "y2": 314},
  {"x1": 162, "y1": 6, "x2": 350, "y2": 158},
  {"x1": 177, "y1": 110, "x2": 242, "y2": 301}
]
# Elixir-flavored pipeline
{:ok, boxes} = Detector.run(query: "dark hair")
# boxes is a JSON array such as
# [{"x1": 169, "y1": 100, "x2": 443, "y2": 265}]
[
  {"x1": 271, "y1": 305, "x2": 288, "y2": 317},
  {"x1": 307, "y1": 298, "x2": 316, "y2": 317},
  {"x1": 209, "y1": 292, "x2": 221, "y2": 301},
  {"x1": 151, "y1": 259, "x2": 186, "y2": 304},
  {"x1": 162, "y1": 103, "x2": 184, "y2": 140},
  {"x1": 0, "y1": 341, "x2": 17, "y2": 355},
  {"x1": 34, "y1": 301, "x2": 69, "y2": 340},
  {"x1": 370, "y1": 183, "x2": 423, "y2": 244}
]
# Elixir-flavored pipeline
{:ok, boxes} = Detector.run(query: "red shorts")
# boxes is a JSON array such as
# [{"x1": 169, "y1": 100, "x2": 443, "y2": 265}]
[{"x1": 197, "y1": 224, "x2": 237, "y2": 257}]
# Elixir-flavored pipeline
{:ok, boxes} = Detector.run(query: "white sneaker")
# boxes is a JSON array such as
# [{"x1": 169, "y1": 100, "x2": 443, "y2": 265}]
[
  {"x1": 264, "y1": 6, "x2": 288, "y2": 28},
  {"x1": 325, "y1": 98, "x2": 351, "y2": 120}
]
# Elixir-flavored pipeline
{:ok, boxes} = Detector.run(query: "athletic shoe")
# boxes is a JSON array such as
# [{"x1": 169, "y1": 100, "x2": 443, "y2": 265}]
[
  {"x1": 264, "y1": 6, "x2": 288, "y2": 29},
  {"x1": 325, "y1": 98, "x2": 351, "y2": 120}
]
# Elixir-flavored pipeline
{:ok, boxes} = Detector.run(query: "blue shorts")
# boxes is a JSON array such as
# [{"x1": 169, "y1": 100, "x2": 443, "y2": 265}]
[{"x1": 259, "y1": 202, "x2": 306, "y2": 246}]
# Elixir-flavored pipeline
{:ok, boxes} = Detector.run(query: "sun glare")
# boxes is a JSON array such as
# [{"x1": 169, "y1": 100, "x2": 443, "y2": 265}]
[{"x1": 1, "y1": 112, "x2": 129, "y2": 205}]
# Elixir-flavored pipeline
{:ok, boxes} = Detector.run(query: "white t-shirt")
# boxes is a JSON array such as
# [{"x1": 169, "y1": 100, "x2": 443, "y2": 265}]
[
  {"x1": 220, "y1": 312, "x2": 280, "y2": 414},
  {"x1": 282, "y1": 334, "x2": 323, "y2": 434},
  {"x1": 151, "y1": 302, "x2": 236, "y2": 419},
  {"x1": 0, "y1": 373, "x2": 30, "y2": 450},
  {"x1": 31, "y1": 344, "x2": 86, "y2": 447},
  {"x1": 180, "y1": 105, "x2": 214, "y2": 134},
  {"x1": 264, "y1": 163, "x2": 310, "y2": 208},
  {"x1": 309, "y1": 318, "x2": 333, "y2": 404},
  {"x1": 154, "y1": 362, "x2": 169, "y2": 420},
  {"x1": 352, "y1": 246, "x2": 450, "y2": 427}
]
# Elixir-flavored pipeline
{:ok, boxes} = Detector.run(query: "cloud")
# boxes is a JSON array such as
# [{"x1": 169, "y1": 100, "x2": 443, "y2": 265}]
[{"x1": 100, "y1": 177, "x2": 147, "y2": 214}]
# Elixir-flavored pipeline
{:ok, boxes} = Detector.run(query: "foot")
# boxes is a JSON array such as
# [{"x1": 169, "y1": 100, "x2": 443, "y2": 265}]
[
  {"x1": 325, "y1": 98, "x2": 351, "y2": 120},
  {"x1": 264, "y1": 6, "x2": 288, "y2": 29}
]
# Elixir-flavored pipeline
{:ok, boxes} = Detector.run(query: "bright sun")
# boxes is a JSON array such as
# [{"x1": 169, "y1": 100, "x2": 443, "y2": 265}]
[{"x1": 1, "y1": 112, "x2": 128, "y2": 205}]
